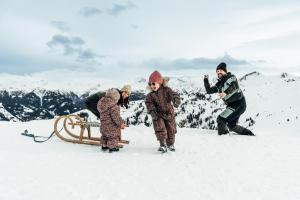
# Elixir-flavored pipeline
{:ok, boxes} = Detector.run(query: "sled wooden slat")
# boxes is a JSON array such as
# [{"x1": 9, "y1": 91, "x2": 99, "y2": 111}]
[
  {"x1": 68, "y1": 122, "x2": 101, "y2": 127},
  {"x1": 54, "y1": 114, "x2": 129, "y2": 147}
]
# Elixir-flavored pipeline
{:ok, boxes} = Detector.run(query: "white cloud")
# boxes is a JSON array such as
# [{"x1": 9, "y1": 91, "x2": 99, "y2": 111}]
[
  {"x1": 107, "y1": 1, "x2": 137, "y2": 16},
  {"x1": 50, "y1": 21, "x2": 70, "y2": 31},
  {"x1": 78, "y1": 6, "x2": 102, "y2": 17},
  {"x1": 46, "y1": 34, "x2": 104, "y2": 64}
]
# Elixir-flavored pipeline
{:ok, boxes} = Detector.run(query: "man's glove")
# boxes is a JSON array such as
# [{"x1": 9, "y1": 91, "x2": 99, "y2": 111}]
[
  {"x1": 173, "y1": 97, "x2": 181, "y2": 108},
  {"x1": 150, "y1": 110, "x2": 159, "y2": 121}
]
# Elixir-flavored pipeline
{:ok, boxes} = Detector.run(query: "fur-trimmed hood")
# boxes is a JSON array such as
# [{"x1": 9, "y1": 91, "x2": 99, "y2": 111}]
[
  {"x1": 98, "y1": 89, "x2": 120, "y2": 113},
  {"x1": 106, "y1": 88, "x2": 120, "y2": 103}
]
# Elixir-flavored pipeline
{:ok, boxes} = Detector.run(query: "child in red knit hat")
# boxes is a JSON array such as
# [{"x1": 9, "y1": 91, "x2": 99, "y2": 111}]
[{"x1": 145, "y1": 71, "x2": 181, "y2": 153}]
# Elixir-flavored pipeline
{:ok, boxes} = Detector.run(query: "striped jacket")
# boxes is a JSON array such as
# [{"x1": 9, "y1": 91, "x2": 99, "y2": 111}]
[{"x1": 204, "y1": 72, "x2": 244, "y2": 104}]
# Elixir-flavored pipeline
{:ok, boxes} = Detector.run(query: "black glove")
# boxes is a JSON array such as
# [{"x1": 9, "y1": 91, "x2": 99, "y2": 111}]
[
  {"x1": 150, "y1": 110, "x2": 159, "y2": 121},
  {"x1": 173, "y1": 97, "x2": 181, "y2": 108},
  {"x1": 204, "y1": 75, "x2": 210, "y2": 85}
]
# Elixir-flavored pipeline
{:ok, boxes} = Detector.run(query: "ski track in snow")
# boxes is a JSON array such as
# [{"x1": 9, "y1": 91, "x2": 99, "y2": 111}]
[{"x1": 1, "y1": 120, "x2": 300, "y2": 200}]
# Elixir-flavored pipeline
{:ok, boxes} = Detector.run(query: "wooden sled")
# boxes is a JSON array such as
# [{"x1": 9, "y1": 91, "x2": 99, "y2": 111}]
[{"x1": 53, "y1": 114, "x2": 129, "y2": 147}]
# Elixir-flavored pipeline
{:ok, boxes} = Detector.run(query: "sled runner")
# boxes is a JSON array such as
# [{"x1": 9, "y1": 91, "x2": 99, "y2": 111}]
[{"x1": 53, "y1": 114, "x2": 129, "y2": 147}]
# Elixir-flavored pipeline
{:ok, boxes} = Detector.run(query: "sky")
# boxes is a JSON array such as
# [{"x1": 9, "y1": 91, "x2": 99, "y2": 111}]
[{"x1": 0, "y1": 0, "x2": 300, "y2": 80}]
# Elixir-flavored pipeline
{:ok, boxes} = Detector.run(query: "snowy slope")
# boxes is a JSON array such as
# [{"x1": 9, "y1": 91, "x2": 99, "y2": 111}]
[
  {"x1": 1, "y1": 119, "x2": 300, "y2": 200},
  {"x1": 240, "y1": 72, "x2": 300, "y2": 135}
]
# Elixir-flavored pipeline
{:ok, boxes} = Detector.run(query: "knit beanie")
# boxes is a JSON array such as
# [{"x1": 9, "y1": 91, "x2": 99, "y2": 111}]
[
  {"x1": 149, "y1": 71, "x2": 163, "y2": 84},
  {"x1": 121, "y1": 85, "x2": 132, "y2": 95},
  {"x1": 216, "y1": 62, "x2": 227, "y2": 73}
]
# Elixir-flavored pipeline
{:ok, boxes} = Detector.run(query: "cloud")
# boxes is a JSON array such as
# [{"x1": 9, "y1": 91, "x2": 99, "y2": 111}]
[
  {"x1": 46, "y1": 34, "x2": 104, "y2": 63},
  {"x1": 143, "y1": 53, "x2": 252, "y2": 70},
  {"x1": 50, "y1": 21, "x2": 70, "y2": 32},
  {"x1": 130, "y1": 24, "x2": 139, "y2": 29},
  {"x1": 237, "y1": 32, "x2": 300, "y2": 49},
  {"x1": 107, "y1": 1, "x2": 137, "y2": 16},
  {"x1": 0, "y1": 49, "x2": 80, "y2": 74},
  {"x1": 47, "y1": 34, "x2": 84, "y2": 54},
  {"x1": 247, "y1": 9, "x2": 300, "y2": 27},
  {"x1": 78, "y1": 6, "x2": 102, "y2": 17}
]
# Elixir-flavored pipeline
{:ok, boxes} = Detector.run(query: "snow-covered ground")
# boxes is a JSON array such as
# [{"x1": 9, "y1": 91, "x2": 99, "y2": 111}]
[{"x1": 1, "y1": 119, "x2": 300, "y2": 200}]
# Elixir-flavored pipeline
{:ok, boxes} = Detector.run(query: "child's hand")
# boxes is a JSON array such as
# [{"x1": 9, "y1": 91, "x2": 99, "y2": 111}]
[
  {"x1": 218, "y1": 92, "x2": 226, "y2": 99},
  {"x1": 173, "y1": 97, "x2": 181, "y2": 108},
  {"x1": 121, "y1": 123, "x2": 127, "y2": 129}
]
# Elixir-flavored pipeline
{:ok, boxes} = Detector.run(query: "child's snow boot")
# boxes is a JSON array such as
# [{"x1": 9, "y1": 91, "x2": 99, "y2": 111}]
[
  {"x1": 167, "y1": 145, "x2": 175, "y2": 152},
  {"x1": 101, "y1": 146, "x2": 109, "y2": 151},
  {"x1": 158, "y1": 140, "x2": 167, "y2": 153},
  {"x1": 109, "y1": 148, "x2": 120, "y2": 153}
]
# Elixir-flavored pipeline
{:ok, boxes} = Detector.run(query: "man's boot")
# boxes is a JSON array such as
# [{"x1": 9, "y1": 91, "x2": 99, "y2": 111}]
[{"x1": 230, "y1": 125, "x2": 255, "y2": 136}]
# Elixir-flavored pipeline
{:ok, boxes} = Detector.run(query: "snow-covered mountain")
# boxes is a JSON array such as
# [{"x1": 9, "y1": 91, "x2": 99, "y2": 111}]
[
  {"x1": 0, "y1": 89, "x2": 85, "y2": 121},
  {"x1": 0, "y1": 89, "x2": 145, "y2": 122},
  {"x1": 122, "y1": 72, "x2": 300, "y2": 134},
  {"x1": 0, "y1": 72, "x2": 299, "y2": 134}
]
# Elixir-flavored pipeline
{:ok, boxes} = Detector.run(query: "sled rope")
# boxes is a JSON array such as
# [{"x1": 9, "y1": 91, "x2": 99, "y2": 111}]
[{"x1": 21, "y1": 127, "x2": 63, "y2": 143}]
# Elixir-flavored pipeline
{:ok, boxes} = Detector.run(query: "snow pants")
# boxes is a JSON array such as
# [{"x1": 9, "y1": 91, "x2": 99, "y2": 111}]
[
  {"x1": 217, "y1": 97, "x2": 252, "y2": 135},
  {"x1": 152, "y1": 117, "x2": 177, "y2": 146},
  {"x1": 101, "y1": 133, "x2": 120, "y2": 149}
]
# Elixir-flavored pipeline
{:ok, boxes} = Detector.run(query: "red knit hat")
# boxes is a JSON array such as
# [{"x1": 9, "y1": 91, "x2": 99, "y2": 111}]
[{"x1": 149, "y1": 71, "x2": 163, "y2": 84}]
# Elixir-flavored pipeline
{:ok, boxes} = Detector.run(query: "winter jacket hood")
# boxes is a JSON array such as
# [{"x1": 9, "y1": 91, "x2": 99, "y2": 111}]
[{"x1": 99, "y1": 89, "x2": 120, "y2": 113}]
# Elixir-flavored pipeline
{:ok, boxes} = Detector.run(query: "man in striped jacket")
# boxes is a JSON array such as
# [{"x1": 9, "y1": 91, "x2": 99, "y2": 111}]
[{"x1": 204, "y1": 62, "x2": 255, "y2": 136}]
